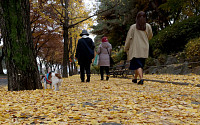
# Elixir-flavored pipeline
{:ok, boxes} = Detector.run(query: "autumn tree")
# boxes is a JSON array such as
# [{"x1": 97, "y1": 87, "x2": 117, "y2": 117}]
[
  {"x1": 36, "y1": 0, "x2": 95, "y2": 77},
  {"x1": 30, "y1": 1, "x2": 63, "y2": 73},
  {"x1": 34, "y1": 0, "x2": 114, "y2": 77},
  {"x1": 67, "y1": 1, "x2": 94, "y2": 76},
  {"x1": 37, "y1": 33, "x2": 63, "y2": 73},
  {"x1": 159, "y1": 0, "x2": 200, "y2": 22},
  {"x1": 0, "y1": 0, "x2": 43, "y2": 91}
]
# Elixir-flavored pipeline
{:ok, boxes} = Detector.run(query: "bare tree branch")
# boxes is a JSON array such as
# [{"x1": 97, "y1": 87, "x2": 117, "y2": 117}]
[
  {"x1": 68, "y1": 4, "x2": 118, "y2": 28},
  {"x1": 50, "y1": 3, "x2": 64, "y2": 24},
  {"x1": 30, "y1": 14, "x2": 40, "y2": 24}
]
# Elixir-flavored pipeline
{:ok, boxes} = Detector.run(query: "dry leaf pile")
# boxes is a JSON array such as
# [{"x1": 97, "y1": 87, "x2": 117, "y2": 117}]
[{"x1": 0, "y1": 74, "x2": 199, "y2": 124}]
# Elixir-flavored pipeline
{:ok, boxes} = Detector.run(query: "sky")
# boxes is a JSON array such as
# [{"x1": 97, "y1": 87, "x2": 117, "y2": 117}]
[{"x1": 83, "y1": 0, "x2": 100, "y2": 41}]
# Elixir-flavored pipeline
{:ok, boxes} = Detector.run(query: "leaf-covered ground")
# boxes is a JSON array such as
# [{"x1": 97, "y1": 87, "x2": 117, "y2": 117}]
[
  {"x1": 124, "y1": 74, "x2": 200, "y2": 86},
  {"x1": 0, "y1": 74, "x2": 199, "y2": 124}
]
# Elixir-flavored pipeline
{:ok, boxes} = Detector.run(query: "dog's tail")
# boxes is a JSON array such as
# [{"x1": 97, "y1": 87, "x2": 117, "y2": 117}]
[{"x1": 55, "y1": 73, "x2": 62, "y2": 79}]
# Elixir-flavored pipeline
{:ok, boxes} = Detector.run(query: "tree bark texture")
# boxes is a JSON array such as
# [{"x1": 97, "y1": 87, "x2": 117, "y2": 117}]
[
  {"x1": 62, "y1": 0, "x2": 69, "y2": 78},
  {"x1": 0, "y1": 49, "x2": 4, "y2": 74},
  {"x1": 0, "y1": 0, "x2": 43, "y2": 91},
  {"x1": 69, "y1": 36, "x2": 72, "y2": 76},
  {"x1": 62, "y1": 24, "x2": 69, "y2": 78}
]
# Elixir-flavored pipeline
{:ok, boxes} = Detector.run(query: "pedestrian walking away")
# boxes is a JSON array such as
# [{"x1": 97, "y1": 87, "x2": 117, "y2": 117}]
[
  {"x1": 124, "y1": 11, "x2": 153, "y2": 85},
  {"x1": 97, "y1": 36, "x2": 112, "y2": 80},
  {"x1": 75, "y1": 29, "x2": 95, "y2": 82}
]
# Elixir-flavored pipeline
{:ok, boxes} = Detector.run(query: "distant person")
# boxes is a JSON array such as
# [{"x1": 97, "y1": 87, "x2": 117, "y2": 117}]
[
  {"x1": 75, "y1": 29, "x2": 95, "y2": 82},
  {"x1": 97, "y1": 37, "x2": 112, "y2": 80},
  {"x1": 124, "y1": 11, "x2": 153, "y2": 85}
]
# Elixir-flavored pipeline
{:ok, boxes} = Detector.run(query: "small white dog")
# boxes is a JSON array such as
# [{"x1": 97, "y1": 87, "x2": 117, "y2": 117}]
[{"x1": 41, "y1": 72, "x2": 62, "y2": 91}]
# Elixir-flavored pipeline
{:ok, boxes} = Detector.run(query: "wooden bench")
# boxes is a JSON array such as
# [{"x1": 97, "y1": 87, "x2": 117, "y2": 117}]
[{"x1": 109, "y1": 60, "x2": 134, "y2": 78}]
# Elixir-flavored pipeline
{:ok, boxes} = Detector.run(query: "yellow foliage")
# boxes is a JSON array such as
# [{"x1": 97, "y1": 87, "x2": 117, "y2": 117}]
[
  {"x1": 32, "y1": 0, "x2": 95, "y2": 58},
  {"x1": 0, "y1": 74, "x2": 199, "y2": 124}
]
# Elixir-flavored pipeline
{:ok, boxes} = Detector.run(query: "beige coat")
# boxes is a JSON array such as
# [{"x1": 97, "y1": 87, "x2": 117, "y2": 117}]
[
  {"x1": 124, "y1": 23, "x2": 153, "y2": 60},
  {"x1": 97, "y1": 42, "x2": 112, "y2": 66}
]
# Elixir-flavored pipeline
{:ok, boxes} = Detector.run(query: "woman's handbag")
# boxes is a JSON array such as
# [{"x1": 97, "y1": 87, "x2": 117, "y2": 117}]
[
  {"x1": 93, "y1": 54, "x2": 99, "y2": 66},
  {"x1": 110, "y1": 56, "x2": 114, "y2": 66}
]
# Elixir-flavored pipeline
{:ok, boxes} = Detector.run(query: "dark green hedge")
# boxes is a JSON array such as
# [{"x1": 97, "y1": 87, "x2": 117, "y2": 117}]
[{"x1": 149, "y1": 15, "x2": 200, "y2": 57}]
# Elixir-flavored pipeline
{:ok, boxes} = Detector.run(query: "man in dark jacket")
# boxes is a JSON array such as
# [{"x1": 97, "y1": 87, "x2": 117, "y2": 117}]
[{"x1": 75, "y1": 29, "x2": 95, "y2": 82}]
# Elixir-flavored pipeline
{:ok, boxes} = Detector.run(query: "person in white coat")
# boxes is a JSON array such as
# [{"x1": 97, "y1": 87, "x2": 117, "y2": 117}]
[
  {"x1": 125, "y1": 11, "x2": 153, "y2": 85},
  {"x1": 97, "y1": 37, "x2": 112, "y2": 80}
]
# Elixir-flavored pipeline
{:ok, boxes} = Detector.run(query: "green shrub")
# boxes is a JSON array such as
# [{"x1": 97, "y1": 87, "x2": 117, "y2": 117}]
[
  {"x1": 175, "y1": 51, "x2": 187, "y2": 62},
  {"x1": 185, "y1": 37, "x2": 200, "y2": 61},
  {"x1": 145, "y1": 57, "x2": 155, "y2": 66},
  {"x1": 152, "y1": 48, "x2": 162, "y2": 58},
  {"x1": 158, "y1": 54, "x2": 167, "y2": 65},
  {"x1": 111, "y1": 48, "x2": 126, "y2": 64},
  {"x1": 150, "y1": 15, "x2": 200, "y2": 56}
]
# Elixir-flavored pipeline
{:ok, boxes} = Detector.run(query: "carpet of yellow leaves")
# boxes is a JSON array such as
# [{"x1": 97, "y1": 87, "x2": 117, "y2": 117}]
[
  {"x1": 145, "y1": 74, "x2": 200, "y2": 85},
  {"x1": 0, "y1": 74, "x2": 199, "y2": 124}
]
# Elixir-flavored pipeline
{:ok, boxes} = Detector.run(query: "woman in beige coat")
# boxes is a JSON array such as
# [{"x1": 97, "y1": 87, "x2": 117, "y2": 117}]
[
  {"x1": 125, "y1": 11, "x2": 153, "y2": 85},
  {"x1": 97, "y1": 37, "x2": 112, "y2": 80}
]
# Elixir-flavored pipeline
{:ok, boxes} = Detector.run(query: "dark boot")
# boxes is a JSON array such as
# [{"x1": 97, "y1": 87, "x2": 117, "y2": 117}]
[
  {"x1": 100, "y1": 74, "x2": 104, "y2": 80},
  {"x1": 138, "y1": 79, "x2": 144, "y2": 85},
  {"x1": 101, "y1": 74, "x2": 104, "y2": 80},
  {"x1": 80, "y1": 73, "x2": 85, "y2": 82},
  {"x1": 106, "y1": 75, "x2": 110, "y2": 80},
  {"x1": 132, "y1": 79, "x2": 137, "y2": 83},
  {"x1": 86, "y1": 74, "x2": 90, "y2": 82}
]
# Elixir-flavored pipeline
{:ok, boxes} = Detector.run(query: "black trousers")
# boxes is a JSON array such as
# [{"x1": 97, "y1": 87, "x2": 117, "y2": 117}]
[
  {"x1": 100, "y1": 66, "x2": 109, "y2": 79},
  {"x1": 80, "y1": 63, "x2": 91, "y2": 82}
]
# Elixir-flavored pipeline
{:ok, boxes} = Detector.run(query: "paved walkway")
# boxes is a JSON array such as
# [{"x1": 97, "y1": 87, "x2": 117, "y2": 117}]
[{"x1": 0, "y1": 75, "x2": 7, "y2": 86}]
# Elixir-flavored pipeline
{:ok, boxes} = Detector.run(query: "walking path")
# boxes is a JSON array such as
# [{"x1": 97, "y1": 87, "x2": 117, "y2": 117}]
[
  {"x1": 0, "y1": 75, "x2": 7, "y2": 86},
  {"x1": 0, "y1": 75, "x2": 199, "y2": 124}
]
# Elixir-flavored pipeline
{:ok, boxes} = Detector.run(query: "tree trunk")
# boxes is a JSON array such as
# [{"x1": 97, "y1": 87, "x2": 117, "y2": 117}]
[
  {"x1": 0, "y1": 60, "x2": 3, "y2": 74},
  {"x1": 0, "y1": 49, "x2": 4, "y2": 74},
  {"x1": 62, "y1": 0, "x2": 69, "y2": 78},
  {"x1": 71, "y1": 61, "x2": 75, "y2": 75},
  {"x1": 62, "y1": 24, "x2": 69, "y2": 77},
  {"x1": 69, "y1": 36, "x2": 73, "y2": 76},
  {"x1": 39, "y1": 59, "x2": 43, "y2": 74},
  {"x1": 0, "y1": 0, "x2": 43, "y2": 91},
  {"x1": 45, "y1": 63, "x2": 48, "y2": 73},
  {"x1": 73, "y1": 62, "x2": 77, "y2": 74}
]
